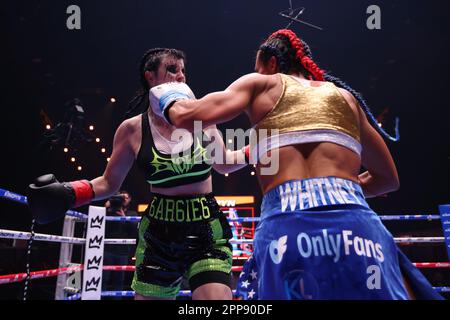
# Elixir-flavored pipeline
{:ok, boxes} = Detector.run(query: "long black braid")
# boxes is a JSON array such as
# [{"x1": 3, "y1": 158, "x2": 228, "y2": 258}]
[
  {"x1": 125, "y1": 48, "x2": 186, "y2": 118},
  {"x1": 323, "y1": 74, "x2": 400, "y2": 142},
  {"x1": 299, "y1": 39, "x2": 400, "y2": 142}
]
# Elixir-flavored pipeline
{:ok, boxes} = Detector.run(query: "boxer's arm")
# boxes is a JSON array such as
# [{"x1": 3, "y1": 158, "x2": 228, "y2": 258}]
[
  {"x1": 203, "y1": 126, "x2": 247, "y2": 174},
  {"x1": 358, "y1": 102, "x2": 400, "y2": 198},
  {"x1": 168, "y1": 74, "x2": 260, "y2": 130},
  {"x1": 90, "y1": 119, "x2": 135, "y2": 200}
]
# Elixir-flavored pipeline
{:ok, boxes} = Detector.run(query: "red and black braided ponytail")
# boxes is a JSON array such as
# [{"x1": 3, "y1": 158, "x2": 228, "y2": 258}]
[
  {"x1": 259, "y1": 29, "x2": 400, "y2": 141},
  {"x1": 266, "y1": 29, "x2": 325, "y2": 81}
]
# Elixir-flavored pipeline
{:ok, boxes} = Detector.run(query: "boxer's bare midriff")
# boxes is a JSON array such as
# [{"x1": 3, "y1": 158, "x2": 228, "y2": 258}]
[
  {"x1": 151, "y1": 176, "x2": 213, "y2": 196},
  {"x1": 257, "y1": 142, "x2": 361, "y2": 195}
]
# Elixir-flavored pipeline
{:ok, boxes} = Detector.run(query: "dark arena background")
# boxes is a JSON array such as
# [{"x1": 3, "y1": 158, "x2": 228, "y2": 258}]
[{"x1": 0, "y1": 0, "x2": 449, "y2": 304}]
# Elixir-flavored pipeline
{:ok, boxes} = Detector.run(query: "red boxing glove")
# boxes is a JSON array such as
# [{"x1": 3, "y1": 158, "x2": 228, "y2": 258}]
[{"x1": 242, "y1": 145, "x2": 250, "y2": 164}]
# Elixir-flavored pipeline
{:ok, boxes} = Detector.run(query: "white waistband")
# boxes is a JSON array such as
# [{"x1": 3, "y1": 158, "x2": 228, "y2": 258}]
[{"x1": 249, "y1": 129, "x2": 361, "y2": 163}]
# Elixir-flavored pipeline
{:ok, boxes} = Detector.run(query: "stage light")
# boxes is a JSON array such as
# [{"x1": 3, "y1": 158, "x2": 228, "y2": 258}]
[
  {"x1": 89, "y1": 125, "x2": 94, "y2": 131},
  {"x1": 110, "y1": 98, "x2": 116, "y2": 103},
  {"x1": 77, "y1": 166, "x2": 82, "y2": 171},
  {"x1": 45, "y1": 124, "x2": 51, "y2": 130},
  {"x1": 101, "y1": 148, "x2": 106, "y2": 153},
  {"x1": 95, "y1": 138, "x2": 100, "y2": 143},
  {"x1": 70, "y1": 157, "x2": 76, "y2": 162},
  {"x1": 251, "y1": 172, "x2": 255, "y2": 176},
  {"x1": 63, "y1": 147, "x2": 69, "y2": 153}
]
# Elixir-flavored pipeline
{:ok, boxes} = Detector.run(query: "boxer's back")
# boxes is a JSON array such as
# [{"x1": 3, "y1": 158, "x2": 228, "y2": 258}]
[{"x1": 250, "y1": 74, "x2": 363, "y2": 194}]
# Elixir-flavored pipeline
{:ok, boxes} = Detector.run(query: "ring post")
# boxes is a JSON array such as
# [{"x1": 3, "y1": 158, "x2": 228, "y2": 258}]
[
  {"x1": 81, "y1": 206, "x2": 106, "y2": 300},
  {"x1": 438, "y1": 205, "x2": 450, "y2": 261}
]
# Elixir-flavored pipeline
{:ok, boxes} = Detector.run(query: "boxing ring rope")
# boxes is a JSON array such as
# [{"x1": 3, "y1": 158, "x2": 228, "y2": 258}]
[
  {"x1": 65, "y1": 287, "x2": 450, "y2": 300},
  {"x1": 0, "y1": 266, "x2": 83, "y2": 285},
  {"x1": 63, "y1": 289, "x2": 244, "y2": 300},
  {"x1": 0, "y1": 187, "x2": 443, "y2": 223},
  {"x1": 1, "y1": 188, "x2": 449, "y2": 299},
  {"x1": 4, "y1": 263, "x2": 450, "y2": 286},
  {"x1": 0, "y1": 265, "x2": 255, "y2": 285},
  {"x1": 1, "y1": 232, "x2": 448, "y2": 296},
  {"x1": 4, "y1": 252, "x2": 450, "y2": 285},
  {"x1": 0, "y1": 229, "x2": 445, "y2": 245}
]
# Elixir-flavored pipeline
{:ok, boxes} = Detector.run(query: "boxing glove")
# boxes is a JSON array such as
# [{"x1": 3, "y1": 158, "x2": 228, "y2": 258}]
[
  {"x1": 149, "y1": 82, "x2": 195, "y2": 124},
  {"x1": 28, "y1": 174, "x2": 95, "y2": 224},
  {"x1": 242, "y1": 145, "x2": 250, "y2": 164}
]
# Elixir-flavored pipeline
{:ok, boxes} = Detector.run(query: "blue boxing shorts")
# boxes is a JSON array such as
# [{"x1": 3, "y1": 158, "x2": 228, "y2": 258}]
[{"x1": 236, "y1": 177, "x2": 442, "y2": 300}]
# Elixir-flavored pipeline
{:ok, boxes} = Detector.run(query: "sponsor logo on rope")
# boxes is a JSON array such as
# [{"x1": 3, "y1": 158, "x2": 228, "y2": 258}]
[{"x1": 3, "y1": 191, "x2": 22, "y2": 202}]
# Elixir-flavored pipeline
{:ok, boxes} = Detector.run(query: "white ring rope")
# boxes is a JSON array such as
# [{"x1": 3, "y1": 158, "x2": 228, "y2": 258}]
[{"x1": 0, "y1": 229, "x2": 445, "y2": 245}]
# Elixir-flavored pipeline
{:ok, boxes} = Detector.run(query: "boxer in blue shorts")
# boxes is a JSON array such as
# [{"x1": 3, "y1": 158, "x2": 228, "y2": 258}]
[
  {"x1": 151, "y1": 30, "x2": 443, "y2": 300},
  {"x1": 245, "y1": 177, "x2": 410, "y2": 299}
]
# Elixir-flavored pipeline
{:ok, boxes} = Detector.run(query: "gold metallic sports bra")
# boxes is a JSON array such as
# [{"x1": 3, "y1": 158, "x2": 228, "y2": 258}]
[{"x1": 251, "y1": 74, "x2": 361, "y2": 162}]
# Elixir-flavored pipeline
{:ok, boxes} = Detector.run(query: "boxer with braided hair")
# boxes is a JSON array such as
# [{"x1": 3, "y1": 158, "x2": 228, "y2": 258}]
[
  {"x1": 259, "y1": 29, "x2": 399, "y2": 141},
  {"x1": 28, "y1": 48, "x2": 249, "y2": 300},
  {"x1": 154, "y1": 30, "x2": 442, "y2": 300}
]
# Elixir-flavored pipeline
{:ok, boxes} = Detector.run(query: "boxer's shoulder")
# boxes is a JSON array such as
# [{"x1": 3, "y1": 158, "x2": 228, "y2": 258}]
[
  {"x1": 120, "y1": 115, "x2": 141, "y2": 133},
  {"x1": 232, "y1": 72, "x2": 280, "y2": 93},
  {"x1": 114, "y1": 115, "x2": 141, "y2": 146}
]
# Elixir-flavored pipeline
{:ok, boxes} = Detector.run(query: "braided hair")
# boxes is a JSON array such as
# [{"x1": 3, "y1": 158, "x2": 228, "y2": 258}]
[
  {"x1": 258, "y1": 29, "x2": 400, "y2": 142},
  {"x1": 125, "y1": 48, "x2": 186, "y2": 118}
]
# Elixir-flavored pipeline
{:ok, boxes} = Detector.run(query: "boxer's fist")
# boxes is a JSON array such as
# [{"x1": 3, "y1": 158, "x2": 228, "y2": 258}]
[
  {"x1": 242, "y1": 145, "x2": 250, "y2": 164},
  {"x1": 28, "y1": 174, "x2": 94, "y2": 224},
  {"x1": 149, "y1": 82, "x2": 195, "y2": 124}
]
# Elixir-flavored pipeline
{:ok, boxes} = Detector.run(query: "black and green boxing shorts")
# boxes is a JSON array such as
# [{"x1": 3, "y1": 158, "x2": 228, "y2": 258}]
[{"x1": 131, "y1": 193, "x2": 233, "y2": 299}]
